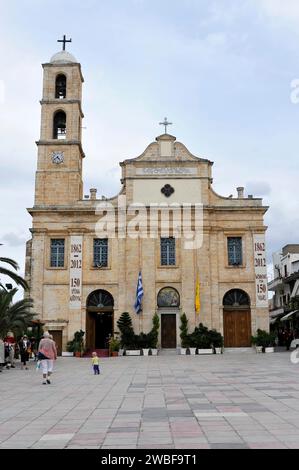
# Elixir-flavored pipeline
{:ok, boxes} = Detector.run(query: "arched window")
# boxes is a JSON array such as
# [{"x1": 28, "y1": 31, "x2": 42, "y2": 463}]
[
  {"x1": 55, "y1": 74, "x2": 67, "y2": 99},
  {"x1": 87, "y1": 290, "x2": 114, "y2": 310},
  {"x1": 53, "y1": 111, "x2": 66, "y2": 140},
  {"x1": 223, "y1": 289, "x2": 250, "y2": 308},
  {"x1": 157, "y1": 287, "x2": 180, "y2": 308}
]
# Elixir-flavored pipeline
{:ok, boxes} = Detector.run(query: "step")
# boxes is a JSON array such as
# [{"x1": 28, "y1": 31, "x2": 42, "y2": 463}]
[
  {"x1": 224, "y1": 348, "x2": 254, "y2": 354},
  {"x1": 159, "y1": 349, "x2": 178, "y2": 356}
]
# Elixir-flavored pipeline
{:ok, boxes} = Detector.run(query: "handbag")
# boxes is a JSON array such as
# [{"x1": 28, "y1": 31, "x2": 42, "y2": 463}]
[{"x1": 37, "y1": 352, "x2": 48, "y2": 360}]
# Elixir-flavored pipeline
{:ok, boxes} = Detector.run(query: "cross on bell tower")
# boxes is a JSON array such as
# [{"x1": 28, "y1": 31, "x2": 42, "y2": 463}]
[{"x1": 57, "y1": 35, "x2": 72, "y2": 51}]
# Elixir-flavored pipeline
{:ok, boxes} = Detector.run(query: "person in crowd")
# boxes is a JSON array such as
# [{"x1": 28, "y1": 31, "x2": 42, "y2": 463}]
[
  {"x1": 38, "y1": 332, "x2": 57, "y2": 385},
  {"x1": 0, "y1": 339, "x2": 4, "y2": 373},
  {"x1": 19, "y1": 335, "x2": 31, "y2": 370},
  {"x1": 4, "y1": 332, "x2": 16, "y2": 368}
]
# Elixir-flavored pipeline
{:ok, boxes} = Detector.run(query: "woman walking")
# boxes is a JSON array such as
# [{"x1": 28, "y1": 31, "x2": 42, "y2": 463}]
[
  {"x1": 19, "y1": 335, "x2": 31, "y2": 370},
  {"x1": 38, "y1": 332, "x2": 57, "y2": 385}
]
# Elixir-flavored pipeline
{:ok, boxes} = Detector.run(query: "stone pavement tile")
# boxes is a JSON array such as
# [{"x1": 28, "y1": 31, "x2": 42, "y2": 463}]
[
  {"x1": 249, "y1": 442, "x2": 288, "y2": 449},
  {"x1": 176, "y1": 443, "x2": 211, "y2": 449},
  {"x1": 210, "y1": 443, "x2": 249, "y2": 449}
]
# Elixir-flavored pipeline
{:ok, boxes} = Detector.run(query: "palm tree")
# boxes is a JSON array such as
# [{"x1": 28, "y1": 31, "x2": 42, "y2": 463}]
[
  {"x1": 0, "y1": 288, "x2": 35, "y2": 339},
  {"x1": 0, "y1": 257, "x2": 28, "y2": 290}
]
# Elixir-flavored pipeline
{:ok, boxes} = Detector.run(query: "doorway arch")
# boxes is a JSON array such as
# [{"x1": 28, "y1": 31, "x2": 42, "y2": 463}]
[
  {"x1": 86, "y1": 290, "x2": 114, "y2": 352},
  {"x1": 223, "y1": 289, "x2": 251, "y2": 348}
]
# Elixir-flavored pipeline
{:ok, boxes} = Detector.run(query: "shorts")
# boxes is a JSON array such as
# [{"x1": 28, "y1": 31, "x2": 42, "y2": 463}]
[{"x1": 41, "y1": 359, "x2": 54, "y2": 375}]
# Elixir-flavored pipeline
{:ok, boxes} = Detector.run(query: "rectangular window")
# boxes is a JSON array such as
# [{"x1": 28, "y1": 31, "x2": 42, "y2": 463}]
[
  {"x1": 94, "y1": 239, "x2": 108, "y2": 267},
  {"x1": 50, "y1": 239, "x2": 65, "y2": 268},
  {"x1": 227, "y1": 237, "x2": 243, "y2": 266},
  {"x1": 161, "y1": 237, "x2": 176, "y2": 266}
]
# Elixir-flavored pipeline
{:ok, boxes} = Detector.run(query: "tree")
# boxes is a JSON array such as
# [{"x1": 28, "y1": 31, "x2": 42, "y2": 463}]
[
  {"x1": 0, "y1": 257, "x2": 28, "y2": 291},
  {"x1": 180, "y1": 313, "x2": 189, "y2": 348},
  {"x1": 117, "y1": 312, "x2": 136, "y2": 349},
  {"x1": 0, "y1": 288, "x2": 35, "y2": 339}
]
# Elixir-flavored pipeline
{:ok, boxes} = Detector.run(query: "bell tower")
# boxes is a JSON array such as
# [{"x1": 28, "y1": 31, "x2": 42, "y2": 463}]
[{"x1": 35, "y1": 37, "x2": 85, "y2": 206}]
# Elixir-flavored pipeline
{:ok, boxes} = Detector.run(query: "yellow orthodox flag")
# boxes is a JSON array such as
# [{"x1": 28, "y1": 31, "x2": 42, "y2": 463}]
[{"x1": 195, "y1": 274, "x2": 200, "y2": 315}]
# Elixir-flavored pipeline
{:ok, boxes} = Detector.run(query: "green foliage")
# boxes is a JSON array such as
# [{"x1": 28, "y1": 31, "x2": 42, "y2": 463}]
[
  {"x1": 109, "y1": 337, "x2": 120, "y2": 352},
  {"x1": 0, "y1": 288, "x2": 35, "y2": 339},
  {"x1": 117, "y1": 312, "x2": 160, "y2": 350},
  {"x1": 67, "y1": 330, "x2": 85, "y2": 353},
  {"x1": 147, "y1": 313, "x2": 160, "y2": 349},
  {"x1": 180, "y1": 313, "x2": 189, "y2": 348},
  {"x1": 186, "y1": 323, "x2": 224, "y2": 350},
  {"x1": 251, "y1": 329, "x2": 276, "y2": 348},
  {"x1": 0, "y1": 257, "x2": 29, "y2": 291},
  {"x1": 117, "y1": 312, "x2": 136, "y2": 349}
]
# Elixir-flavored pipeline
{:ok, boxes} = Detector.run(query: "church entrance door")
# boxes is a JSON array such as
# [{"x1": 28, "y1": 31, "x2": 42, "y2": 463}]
[
  {"x1": 86, "y1": 290, "x2": 114, "y2": 356},
  {"x1": 223, "y1": 310, "x2": 251, "y2": 348},
  {"x1": 161, "y1": 314, "x2": 177, "y2": 348}
]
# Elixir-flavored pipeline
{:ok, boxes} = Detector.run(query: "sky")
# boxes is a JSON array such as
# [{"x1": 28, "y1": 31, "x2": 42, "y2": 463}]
[{"x1": 0, "y1": 0, "x2": 299, "y2": 290}]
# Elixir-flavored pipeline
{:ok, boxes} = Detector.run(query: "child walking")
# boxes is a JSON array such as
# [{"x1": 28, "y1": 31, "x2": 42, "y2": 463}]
[{"x1": 92, "y1": 352, "x2": 100, "y2": 375}]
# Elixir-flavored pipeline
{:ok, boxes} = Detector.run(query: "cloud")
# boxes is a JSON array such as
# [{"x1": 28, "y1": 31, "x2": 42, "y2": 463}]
[
  {"x1": 1, "y1": 233, "x2": 27, "y2": 247},
  {"x1": 246, "y1": 181, "x2": 272, "y2": 197},
  {"x1": 257, "y1": 0, "x2": 299, "y2": 22}
]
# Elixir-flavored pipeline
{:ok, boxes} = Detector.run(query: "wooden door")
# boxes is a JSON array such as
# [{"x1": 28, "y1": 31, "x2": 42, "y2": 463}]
[
  {"x1": 49, "y1": 330, "x2": 63, "y2": 356},
  {"x1": 223, "y1": 310, "x2": 251, "y2": 347},
  {"x1": 161, "y1": 314, "x2": 177, "y2": 348}
]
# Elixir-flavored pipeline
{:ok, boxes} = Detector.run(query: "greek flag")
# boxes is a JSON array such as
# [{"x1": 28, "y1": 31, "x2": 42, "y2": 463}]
[{"x1": 134, "y1": 271, "x2": 144, "y2": 314}]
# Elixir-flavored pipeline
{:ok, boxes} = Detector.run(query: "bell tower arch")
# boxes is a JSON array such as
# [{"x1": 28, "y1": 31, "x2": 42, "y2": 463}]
[{"x1": 35, "y1": 41, "x2": 85, "y2": 206}]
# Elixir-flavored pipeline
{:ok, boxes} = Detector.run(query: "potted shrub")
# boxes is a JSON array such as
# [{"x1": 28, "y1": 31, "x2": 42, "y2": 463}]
[
  {"x1": 117, "y1": 312, "x2": 140, "y2": 356},
  {"x1": 209, "y1": 330, "x2": 224, "y2": 354},
  {"x1": 138, "y1": 333, "x2": 150, "y2": 356},
  {"x1": 148, "y1": 313, "x2": 160, "y2": 356},
  {"x1": 190, "y1": 324, "x2": 214, "y2": 355},
  {"x1": 179, "y1": 313, "x2": 189, "y2": 355},
  {"x1": 67, "y1": 330, "x2": 85, "y2": 358},
  {"x1": 252, "y1": 330, "x2": 276, "y2": 353},
  {"x1": 251, "y1": 334, "x2": 263, "y2": 353},
  {"x1": 109, "y1": 337, "x2": 120, "y2": 357}
]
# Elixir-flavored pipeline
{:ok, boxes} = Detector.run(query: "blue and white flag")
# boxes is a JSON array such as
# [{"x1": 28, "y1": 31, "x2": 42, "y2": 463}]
[{"x1": 134, "y1": 271, "x2": 144, "y2": 314}]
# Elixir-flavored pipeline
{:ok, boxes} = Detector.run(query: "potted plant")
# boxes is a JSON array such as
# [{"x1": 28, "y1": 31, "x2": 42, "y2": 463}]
[
  {"x1": 67, "y1": 330, "x2": 85, "y2": 357},
  {"x1": 109, "y1": 337, "x2": 120, "y2": 357},
  {"x1": 138, "y1": 333, "x2": 150, "y2": 356},
  {"x1": 252, "y1": 330, "x2": 276, "y2": 353},
  {"x1": 189, "y1": 324, "x2": 214, "y2": 355},
  {"x1": 179, "y1": 313, "x2": 189, "y2": 355},
  {"x1": 251, "y1": 334, "x2": 263, "y2": 353},
  {"x1": 148, "y1": 313, "x2": 160, "y2": 356},
  {"x1": 209, "y1": 329, "x2": 224, "y2": 354},
  {"x1": 117, "y1": 312, "x2": 140, "y2": 356}
]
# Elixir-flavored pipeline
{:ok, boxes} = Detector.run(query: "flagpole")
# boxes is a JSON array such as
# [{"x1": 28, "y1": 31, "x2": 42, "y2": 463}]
[{"x1": 139, "y1": 236, "x2": 142, "y2": 334}]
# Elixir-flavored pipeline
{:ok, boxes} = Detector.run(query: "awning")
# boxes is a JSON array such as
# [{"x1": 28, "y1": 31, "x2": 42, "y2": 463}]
[
  {"x1": 291, "y1": 279, "x2": 299, "y2": 298},
  {"x1": 281, "y1": 310, "x2": 299, "y2": 321}
]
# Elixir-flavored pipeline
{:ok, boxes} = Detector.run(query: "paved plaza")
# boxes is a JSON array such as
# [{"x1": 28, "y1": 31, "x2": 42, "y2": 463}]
[{"x1": 1, "y1": 352, "x2": 299, "y2": 449}]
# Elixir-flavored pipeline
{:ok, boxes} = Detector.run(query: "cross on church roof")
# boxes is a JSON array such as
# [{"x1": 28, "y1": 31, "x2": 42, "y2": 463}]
[
  {"x1": 57, "y1": 35, "x2": 72, "y2": 51},
  {"x1": 159, "y1": 117, "x2": 172, "y2": 134}
]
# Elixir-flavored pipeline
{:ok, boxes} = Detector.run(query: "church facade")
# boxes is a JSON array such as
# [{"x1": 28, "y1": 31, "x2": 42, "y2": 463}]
[{"x1": 25, "y1": 48, "x2": 270, "y2": 354}]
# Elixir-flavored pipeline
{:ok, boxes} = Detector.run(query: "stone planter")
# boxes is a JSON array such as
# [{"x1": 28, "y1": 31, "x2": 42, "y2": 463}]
[
  {"x1": 197, "y1": 349, "x2": 214, "y2": 355},
  {"x1": 265, "y1": 347, "x2": 274, "y2": 353},
  {"x1": 119, "y1": 349, "x2": 124, "y2": 356},
  {"x1": 255, "y1": 346, "x2": 263, "y2": 354},
  {"x1": 189, "y1": 348, "x2": 197, "y2": 355},
  {"x1": 150, "y1": 349, "x2": 158, "y2": 356},
  {"x1": 142, "y1": 349, "x2": 150, "y2": 356},
  {"x1": 126, "y1": 350, "x2": 141, "y2": 356},
  {"x1": 215, "y1": 348, "x2": 223, "y2": 355},
  {"x1": 62, "y1": 352, "x2": 74, "y2": 357},
  {"x1": 180, "y1": 348, "x2": 187, "y2": 355}
]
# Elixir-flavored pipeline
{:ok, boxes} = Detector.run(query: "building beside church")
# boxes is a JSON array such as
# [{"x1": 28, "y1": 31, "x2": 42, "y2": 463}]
[{"x1": 25, "y1": 46, "x2": 270, "y2": 354}]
